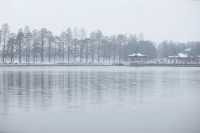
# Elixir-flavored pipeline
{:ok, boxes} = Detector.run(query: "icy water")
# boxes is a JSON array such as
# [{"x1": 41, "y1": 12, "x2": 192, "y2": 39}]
[{"x1": 0, "y1": 66, "x2": 200, "y2": 133}]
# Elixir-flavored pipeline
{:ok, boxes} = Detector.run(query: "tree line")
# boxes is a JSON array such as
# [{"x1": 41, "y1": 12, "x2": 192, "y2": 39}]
[{"x1": 0, "y1": 23, "x2": 200, "y2": 64}]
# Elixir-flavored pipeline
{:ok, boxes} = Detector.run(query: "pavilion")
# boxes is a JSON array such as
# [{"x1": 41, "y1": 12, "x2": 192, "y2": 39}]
[
  {"x1": 167, "y1": 53, "x2": 199, "y2": 64},
  {"x1": 128, "y1": 53, "x2": 148, "y2": 64}
]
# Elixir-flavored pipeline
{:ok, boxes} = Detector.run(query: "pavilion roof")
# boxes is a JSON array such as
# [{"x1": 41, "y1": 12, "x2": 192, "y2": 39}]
[
  {"x1": 168, "y1": 53, "x2": 189, "y2": 58},
  {"x1": 128, "y1": 53, "x2": 147, "y2": 57}
]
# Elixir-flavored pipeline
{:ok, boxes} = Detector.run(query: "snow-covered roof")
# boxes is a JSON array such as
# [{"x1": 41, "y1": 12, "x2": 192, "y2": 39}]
[
  {"x1": 178, "y1": 53, "x2": 188, "y2": 58},
  {"x1": 168, "y1": 53, "x2": 188, "y2": 58},
  {"x1": 128, "y1": 53, "x2": 146, "y2": 57},
  {"x1": 168, "y1": 56, "x2": 178, "y2": 58}
]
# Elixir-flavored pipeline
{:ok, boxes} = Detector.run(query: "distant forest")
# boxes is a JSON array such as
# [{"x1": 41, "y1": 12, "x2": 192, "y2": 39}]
[{"x1": 0, "y1": 23, "x2": 200, "y2": 64}]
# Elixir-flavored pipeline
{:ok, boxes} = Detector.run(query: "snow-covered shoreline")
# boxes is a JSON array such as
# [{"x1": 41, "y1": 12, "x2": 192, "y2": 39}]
[
  {"x1": 0, "y1": 64, "x2": 114, "y2": 67},
  {"x1": 1, "y1": 64, "x2": 200, "y2": 67}
]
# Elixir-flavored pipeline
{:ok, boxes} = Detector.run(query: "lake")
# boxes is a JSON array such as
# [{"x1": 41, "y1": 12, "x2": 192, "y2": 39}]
[{"x1": 0, "y1": 66, "x2": 200, "y2": 133}]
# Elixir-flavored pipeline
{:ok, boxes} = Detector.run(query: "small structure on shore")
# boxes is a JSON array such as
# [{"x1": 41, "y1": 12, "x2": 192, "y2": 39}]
[
  {"x1": 196, "y1": 56, "x2": 200, "y2": 64},
  {"x1": 167, "y1": 53, "x2": 199, "y2": 64},
  {"x1": 128, "y1": 53, "x2": 148, "y2": 64}
]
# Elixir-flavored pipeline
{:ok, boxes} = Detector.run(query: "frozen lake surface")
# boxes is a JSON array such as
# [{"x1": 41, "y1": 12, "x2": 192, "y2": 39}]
[{"x1": 0, "y1": 66, "x2": 200, "y2": 133}]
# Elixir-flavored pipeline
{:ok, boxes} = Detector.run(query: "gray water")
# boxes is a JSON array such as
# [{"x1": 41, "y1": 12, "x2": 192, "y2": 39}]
[{"x1": 0, "y1": 66, "x2": 200, "y2": 133}]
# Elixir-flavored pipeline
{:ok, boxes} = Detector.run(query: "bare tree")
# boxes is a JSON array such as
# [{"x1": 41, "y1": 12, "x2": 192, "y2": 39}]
[
  {"x1": 66, "y1": 28, "x2": 72, "y2": 64},
  {"x1": 16, "y1": 29, "x2": 24, "y2": 64},
  {"x1": 40, "y1": 28, "x2": 47, "y2": 63},
  {"x1": 24, "y1": 26, "x2": 32, "y2": 64},
  {"x1": 1, "y1": 24, "x2": 9, "y2": 63},
  {"x1": 47, "y1": 31, "x2": 54, "y2": 63},
  {"x1": 117, "y1": 34, "x2": 127, "y2": 64},
  {"x1": 32, "y1": 30, "x2": 40, "y2": 64},
  {"x1": 7, "y1": 33, "x2": 16, "y2": 63}
]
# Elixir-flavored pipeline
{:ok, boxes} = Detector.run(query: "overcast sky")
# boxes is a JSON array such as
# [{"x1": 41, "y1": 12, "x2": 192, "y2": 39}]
[{"x1": 0, "y1": 0, "x2": 199, "y2": 42}]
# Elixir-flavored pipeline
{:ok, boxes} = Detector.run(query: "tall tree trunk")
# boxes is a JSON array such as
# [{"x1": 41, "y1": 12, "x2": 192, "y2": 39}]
[
  {"x1": 41, "y1": 38, "x2": 44, "y2": 63},
  {"x1": 48, "y1": 40, "x2": 51, "y2": 64},
  {"x1": 18, "y1": 40, "x2": 22, "y2": 64},
  {"x1": 67, "y1": 46, "x2": 70, "y2": 64},
  {"x1": 2, "y1": 38, "x2": 6, "y2": 63}
]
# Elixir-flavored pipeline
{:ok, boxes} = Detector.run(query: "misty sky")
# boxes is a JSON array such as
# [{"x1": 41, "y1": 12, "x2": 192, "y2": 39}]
[{"x1": 0, "y1": 0, "x2": 199, "y2": 42}]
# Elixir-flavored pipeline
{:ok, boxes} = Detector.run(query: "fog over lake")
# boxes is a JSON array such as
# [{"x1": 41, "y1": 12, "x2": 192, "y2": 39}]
[
  {"x1": 0, "y1": 66, "x2": 200, "y2": 133},
  {"x1": 0, "y1": 0, "x2": 200, "y2": 132},
  {"x1": 1, "y1": 0, "x2": 200, "y2": 41}
]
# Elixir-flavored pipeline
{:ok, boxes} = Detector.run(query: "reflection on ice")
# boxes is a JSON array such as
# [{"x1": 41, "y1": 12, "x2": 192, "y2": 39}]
[
  {"x1": 0, "y1": 67, "x2": 200, "y2": 133},
  {"x1": 0, "y1": 67, "x2": 199, "y2": 113}
]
